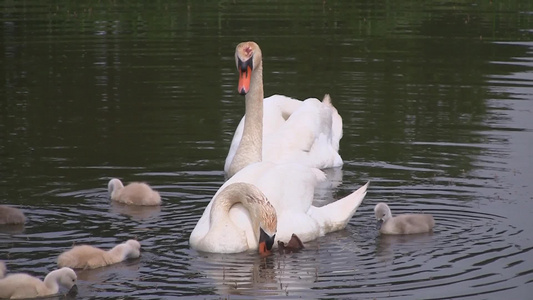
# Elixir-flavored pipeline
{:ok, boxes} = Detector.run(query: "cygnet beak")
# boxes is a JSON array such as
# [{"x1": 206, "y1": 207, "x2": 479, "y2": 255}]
[{"x1": 376, "y1": 219, "x2": 384, "y2": 230}]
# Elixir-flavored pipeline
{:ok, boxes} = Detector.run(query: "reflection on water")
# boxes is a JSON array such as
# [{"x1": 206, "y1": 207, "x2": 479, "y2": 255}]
[
  {"x1": 110, "y1": 201, "x2": 161, "y2": 221},
  {"x1": 1, "y1": 0, "x2": 532, "y2": 299},
  {"x1": 0, "y1": 223, "x2": 25, "y2": 235},
  {"x1": 375, "y1": 233, "x2": 435, "y2": 262}
]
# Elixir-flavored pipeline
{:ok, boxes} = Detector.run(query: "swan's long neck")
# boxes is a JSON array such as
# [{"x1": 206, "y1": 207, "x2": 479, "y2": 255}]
[
  {"x1": 42, "y1": 269, "x2": 62, "y2": 294},
  {"x1": 210, "y1": 183, "x2": 274, "y2": 242},
  {"x1": 108, "y1": 179, "x2": 124, "y2": 198},
  {"x1": 228, "y1": 63, "x2": 264, "y2": 178},
  {"x1": 107, "y1": 243, "x2": 133, "y2": 264}
]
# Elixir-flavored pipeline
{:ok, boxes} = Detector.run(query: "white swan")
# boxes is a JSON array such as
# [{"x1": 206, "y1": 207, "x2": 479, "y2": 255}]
[
  {"x1": 108, "y1": 178, "x2": 161, "y2": 206},
  {"x1": 224, "y1": 41, "x2": 343, "y2": 178},
  {"x1": 374, "y1": 202, "x2": 435, "y2": 235},
  {"x1": 0, "y1": 205, "x2": 26, "y2": 225},
  {"x1": 0, "y1": 265, "x2": 76, "y2": 299},
  {"x1": 57, "y1": 239, "x2": 141, "y2": 269},
  {"x1": 190, "y1": 162, "x2": 369, "y2": 254}
]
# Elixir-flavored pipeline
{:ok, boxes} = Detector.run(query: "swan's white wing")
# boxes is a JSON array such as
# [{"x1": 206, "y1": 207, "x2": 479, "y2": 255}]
[
  {"x1": 262, "y1": 97, "x2": 342, "y2": 169},
  {"x1": 224, "y1": 95, "x2": 298, "y2": 173},
  {"x1": 224, "y1": 95, "x2": 343, "y2": 175},
  {"x1": 308, "y1": 181, "x2": 370, "y2": 235},
  {"x1": 226, "y1": 162, "x2": 328, "y2": 243},
  {"x1": 262, "y1": 95, "x2": 302, "y2": 135}
]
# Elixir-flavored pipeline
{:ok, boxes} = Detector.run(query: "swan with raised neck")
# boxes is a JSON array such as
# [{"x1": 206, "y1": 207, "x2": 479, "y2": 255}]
[
  {"x1": 226, "y1": 41, "x2": 344, "y2": 178},
  {"x1": 227, "y1": 41, "x2": 265, "y2": 178}
]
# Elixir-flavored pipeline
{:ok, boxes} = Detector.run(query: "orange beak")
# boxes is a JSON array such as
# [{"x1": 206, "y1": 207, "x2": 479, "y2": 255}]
[
  {"x1": 259, "y1": 241, "x2": 271, "y2": 256},
  {"x1": 238, "y1": 65, "x2": 252, "y2": 95},
  {"x1": 258, "y1": 228, "x2": 275, "y2": 256}
]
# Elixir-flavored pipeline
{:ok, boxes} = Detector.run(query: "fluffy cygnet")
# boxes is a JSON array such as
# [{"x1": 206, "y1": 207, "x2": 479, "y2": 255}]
[
  {"x1": 0, "y1": 205, "x2": 26, "y2": 225},
  {"x1": 57, "y1": 239, "x2": 141, "y2": 269},
  {"x1": 108, "y1": 178, "x2": 161, "y2": 206},
  {"x1": 374, "y1": 202, "x2": 434, "y2": 235},
  {"x1": 0, "y1": 265, "x2": 76, "y2": 299},
  {"x1": 0, "y1": 261, "x2": 6, "y2": 278}
]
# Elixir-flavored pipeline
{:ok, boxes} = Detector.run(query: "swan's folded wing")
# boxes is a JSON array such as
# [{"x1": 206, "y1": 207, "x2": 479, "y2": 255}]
[
  {"x1": 225, "y1": 95, "x2": 302, "y2": 174},
  {"x1": 253, "y1": 163, "x2": 324, "y2": 213},
  {"x1": 263, "y1": 97, "x2": 342, "y2": 168}
]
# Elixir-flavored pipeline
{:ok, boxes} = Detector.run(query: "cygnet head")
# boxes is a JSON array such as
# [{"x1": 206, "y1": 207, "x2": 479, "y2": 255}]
[
  {"x1": 108, "y1": 178, "x2": 124, "y2": 197},
  {"x1": 56, "y1": 267, "x2": 77, "y2": 289},
  {"x1": 125, "y1": 239, "x2": 141, "y2": 258},
  {"x1": 374, "y1": 202, "x2": 393, "y2": 230}
]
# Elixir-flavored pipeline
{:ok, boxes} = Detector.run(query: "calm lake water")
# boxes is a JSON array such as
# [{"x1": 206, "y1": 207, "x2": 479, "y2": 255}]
[{"x1": 1, "y1": 1, "x2": 532, "y2": 299}]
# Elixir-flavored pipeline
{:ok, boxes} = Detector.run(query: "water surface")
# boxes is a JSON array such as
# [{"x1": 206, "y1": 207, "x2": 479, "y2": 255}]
[{"x1": 1, "y1": 1, "x2": 532, "y2": 299}]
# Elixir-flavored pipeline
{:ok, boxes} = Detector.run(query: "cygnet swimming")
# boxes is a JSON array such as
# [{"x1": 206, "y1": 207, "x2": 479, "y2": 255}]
[
  {"x1": 108, "y1": 178, "x2": 161, "y2": 206},
  {"x1": 374, "y1": 202, "x2": 434, "y2": 235},
  {"x1": 0, "y1": 264, "x2": 76, "y2": 299},
  {"x1": 57, "y1": 239, "x2": 141, "y2": 269}
]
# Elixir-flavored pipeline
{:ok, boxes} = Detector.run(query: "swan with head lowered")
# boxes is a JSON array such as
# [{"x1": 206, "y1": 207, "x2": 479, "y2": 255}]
[
  {"x1": 0, "y1": 263, "x2": 77, "y2": 299},
  {"x1": 190, "y1": 162, "x2": 369, "y2": 254},
  {"x1": 225, "y1": 41, "x2": 343, "y2": 178}
]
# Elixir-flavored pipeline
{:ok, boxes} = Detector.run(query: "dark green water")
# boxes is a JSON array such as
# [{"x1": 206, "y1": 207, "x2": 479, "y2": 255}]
[{"x1": 1, "y1": 1, "x2": 532, "y2": 299}]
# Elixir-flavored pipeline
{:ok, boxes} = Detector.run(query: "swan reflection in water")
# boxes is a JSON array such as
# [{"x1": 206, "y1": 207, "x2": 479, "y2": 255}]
[
  {"x1": 73, "y1": 259, "x2": 141, "y2": 296},
  {"x1": 110, "y1": 201, "x2": 161, "y2": 221},
  {"x1": 312, "y1": 167, "x2": 344, "y2": 206},
  {"x1": 190, "y1": 249, "x2": 324, "y2": 297},
  {"x1": 375, "y1": 233, "x2": 435, "y2": 262},
  {"x1": 0, "y1": 223, "x2": 25, "y2": 234}
]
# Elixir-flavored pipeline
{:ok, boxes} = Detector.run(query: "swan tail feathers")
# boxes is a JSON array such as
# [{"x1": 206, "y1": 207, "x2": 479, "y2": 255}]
[{"x1": 308, "y1": 181, "x2": 370, "y2": 234}]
